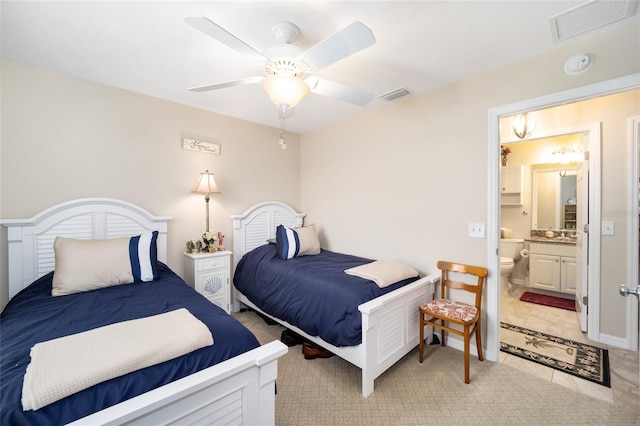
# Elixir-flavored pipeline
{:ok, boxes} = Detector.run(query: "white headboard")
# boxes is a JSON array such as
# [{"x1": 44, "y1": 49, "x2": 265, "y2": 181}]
[
  {"x1": 231, "y1": 201, "x2": 305, "y2": 271},
  {"x1": 1, "y1": 198, "x2": 171, "y2": 300}
]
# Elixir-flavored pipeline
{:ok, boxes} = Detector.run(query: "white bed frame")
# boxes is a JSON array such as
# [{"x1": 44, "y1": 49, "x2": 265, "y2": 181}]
[
  {"x1": 1, "y1": 198, "x2": 287, "y2": 426},
  {"x1": 231, "y1": 201, "x2": 439, "y2": 398}
]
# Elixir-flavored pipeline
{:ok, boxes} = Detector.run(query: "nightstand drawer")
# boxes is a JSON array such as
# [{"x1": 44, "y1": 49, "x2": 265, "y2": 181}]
[{"x1": 197, "y1": 257, "x2": 227, "y2": 271}]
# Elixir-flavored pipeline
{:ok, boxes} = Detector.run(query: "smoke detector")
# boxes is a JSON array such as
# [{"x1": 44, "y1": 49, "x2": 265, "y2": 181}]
[{"x1": 564, "y1": 53, "x2": 593, "y2": 75}]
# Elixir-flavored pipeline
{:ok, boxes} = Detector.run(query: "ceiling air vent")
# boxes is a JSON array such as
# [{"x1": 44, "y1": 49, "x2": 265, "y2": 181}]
[
  {"x1": 548, "y1": 0, "x2": 638, "y2": 43},
  {"x1": 379, "y1": 87, "x2": 411, "y2": 102}
]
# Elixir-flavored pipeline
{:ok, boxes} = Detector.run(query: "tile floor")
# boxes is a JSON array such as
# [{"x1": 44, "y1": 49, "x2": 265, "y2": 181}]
[{"x1": 500, "y1": 285, "x2": 640, "y2": 411}]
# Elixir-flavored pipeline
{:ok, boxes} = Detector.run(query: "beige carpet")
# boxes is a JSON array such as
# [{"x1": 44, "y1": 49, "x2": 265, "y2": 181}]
[{"x1": 234, "y1": 310, "x2": 640, "y2": 425}]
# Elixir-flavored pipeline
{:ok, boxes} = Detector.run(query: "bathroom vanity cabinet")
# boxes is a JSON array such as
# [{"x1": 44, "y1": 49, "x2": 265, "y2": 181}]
[{"x1": 529, "y1": 242, "x2": 576, "y2": 295}]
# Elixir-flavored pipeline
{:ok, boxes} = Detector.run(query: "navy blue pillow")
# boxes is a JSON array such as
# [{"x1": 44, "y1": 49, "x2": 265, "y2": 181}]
[
  {"x1": 128, "y1": 230, "x2": 160, "y2": 281},
  {"x1": 275, "y1": 224, "x2": 300, "y2": 260}
]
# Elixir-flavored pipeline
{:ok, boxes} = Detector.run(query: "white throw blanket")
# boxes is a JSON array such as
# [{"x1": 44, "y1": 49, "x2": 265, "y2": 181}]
[
  {"x1": 344, "y1": 260, "x2": 419, "y2": 288},
  {"x1": 22, "y1": 308, "x2": 214, "y2": 411}
]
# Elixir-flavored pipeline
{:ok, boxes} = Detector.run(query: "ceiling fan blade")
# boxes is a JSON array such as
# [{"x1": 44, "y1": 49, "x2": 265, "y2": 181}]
[
  {"x1": 184, "y1": 16, "x2": 266, "y2": 62},
  {"x1": 307, "y1": 77, "x2": 374, "y2": 106},
  {"x1": 298, "y1": 22, "x2": 375, "y2": 71},
  {"x1": 189, "y1": 76, "x2": 264, "y2": 92}
]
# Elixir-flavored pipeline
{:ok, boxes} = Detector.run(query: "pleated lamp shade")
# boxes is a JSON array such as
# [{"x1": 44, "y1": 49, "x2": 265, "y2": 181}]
[{"x1": 192, "y1": 170, "x2": 221, "y2": 233}]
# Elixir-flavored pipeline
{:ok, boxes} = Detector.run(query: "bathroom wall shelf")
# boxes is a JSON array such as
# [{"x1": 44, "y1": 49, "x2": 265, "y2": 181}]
[
  {"x1": 501, "y1": 165, "x2": 524, "y2": 206},
  {"x1": 563, "y1": 204, "x2": 577, "y2": 229}
]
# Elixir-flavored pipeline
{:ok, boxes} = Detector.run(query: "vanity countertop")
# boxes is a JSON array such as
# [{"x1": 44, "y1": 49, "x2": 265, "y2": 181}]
[{"x1": 526, "y1": 236, "x2": 577, "y2": 245}]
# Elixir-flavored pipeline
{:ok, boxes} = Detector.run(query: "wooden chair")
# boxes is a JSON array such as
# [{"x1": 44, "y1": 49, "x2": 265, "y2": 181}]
[{"x1": 419, "y1": 260, "x2": 488, "y2": 384}]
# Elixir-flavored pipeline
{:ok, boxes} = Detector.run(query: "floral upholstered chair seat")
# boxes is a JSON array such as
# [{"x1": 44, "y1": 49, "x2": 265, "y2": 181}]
[{"x1": 419, "y1": 299, "x2": 478, "y2": 323}]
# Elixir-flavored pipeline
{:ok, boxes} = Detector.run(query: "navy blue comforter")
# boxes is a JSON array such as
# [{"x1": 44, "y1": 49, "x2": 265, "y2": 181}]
[
  {"x1": 233, "y1": 244, "x2": 418, "y2": 347},
  {"x1": 0, "y1": 263, "x2": 260, "y2": 425}
]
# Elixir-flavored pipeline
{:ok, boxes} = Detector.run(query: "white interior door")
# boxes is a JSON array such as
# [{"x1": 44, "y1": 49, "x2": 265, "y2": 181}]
[
  {"x1": 614, "y1": 115, "x2": 640, "y2": 357},
  {"x1": 575, "y1": 135, "x2": 589, "y2": 332}
]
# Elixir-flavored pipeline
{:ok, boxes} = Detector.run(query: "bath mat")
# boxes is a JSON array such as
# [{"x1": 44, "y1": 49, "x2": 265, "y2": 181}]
[
  {"x1": 519, "y1": 291, "x2": 576, "y2": 311},
  {"x1": 500, "y1": 322, "x2": 610, "y2": 387}
]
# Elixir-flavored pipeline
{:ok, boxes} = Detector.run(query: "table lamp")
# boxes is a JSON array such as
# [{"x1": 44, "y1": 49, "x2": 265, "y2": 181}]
[{"x1": 192, "y1": 170, "x2": 221, "y2": 232}]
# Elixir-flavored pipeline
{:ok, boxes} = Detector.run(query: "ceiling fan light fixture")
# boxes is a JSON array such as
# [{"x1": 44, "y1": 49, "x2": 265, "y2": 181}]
[
  {"x1": 185, "y1": 17, "x2": 376, "y2": 115},
  {"x1": 261, "y1": 75, "x2": 310, "y2": 108}
]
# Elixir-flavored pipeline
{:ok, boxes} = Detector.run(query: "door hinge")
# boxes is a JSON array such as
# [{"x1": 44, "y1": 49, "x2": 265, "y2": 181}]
[
  {"x1": 583, "y1": 296, "x2": 588, "y2": 306},
  {"x1": 583, "y1": 223, "x2": 589, "y2": 233},
  {"x1": 583, "y1": 150, "x2": 589, "y2": 161}
]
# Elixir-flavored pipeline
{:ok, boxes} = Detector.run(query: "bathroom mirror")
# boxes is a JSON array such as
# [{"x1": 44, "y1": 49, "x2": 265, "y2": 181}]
[{"x1": 531, "y1": 164, "x2": 577, "y2": 230}]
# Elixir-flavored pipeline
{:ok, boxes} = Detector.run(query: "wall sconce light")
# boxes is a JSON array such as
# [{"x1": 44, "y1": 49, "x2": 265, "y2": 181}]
[
  {"x1": 553, "y1": 146, "x2": 580, "y2": 165},
  {"x1": 511, "y1": 113, "x2": 536, "y2": 139},
  {"x1": 192, "y1": 170, "x2": 221, "y2": 233}
]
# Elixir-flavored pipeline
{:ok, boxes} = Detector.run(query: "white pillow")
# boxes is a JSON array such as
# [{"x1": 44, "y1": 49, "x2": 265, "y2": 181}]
[
  {"x1": 345, "y1": 260, "x2": 419, "y2": 288},
  {"x1": 52, "y1": 231, "x2": 159, "y2": 296}
]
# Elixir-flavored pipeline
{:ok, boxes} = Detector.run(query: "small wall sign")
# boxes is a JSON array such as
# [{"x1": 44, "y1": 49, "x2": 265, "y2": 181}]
[{"x1": 182, "y1": 138, "x2": 221, "y2": 155}]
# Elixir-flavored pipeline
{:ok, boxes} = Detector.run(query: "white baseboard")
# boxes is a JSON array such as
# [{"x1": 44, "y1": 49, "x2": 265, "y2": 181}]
[{"x1": 441, "y1": 335, "x2": 482, "y2": 359}]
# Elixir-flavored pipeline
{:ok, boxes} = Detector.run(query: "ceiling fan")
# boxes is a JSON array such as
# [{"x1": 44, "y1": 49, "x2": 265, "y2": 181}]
[{"x1": 184, "y1": 17, "x2": 377, "y2": 111}]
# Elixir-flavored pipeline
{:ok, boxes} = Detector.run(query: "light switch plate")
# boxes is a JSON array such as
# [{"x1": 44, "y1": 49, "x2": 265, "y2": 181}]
[
  {"x1": 602, "y1": 221, "x2": 615, "y2": 236},
  {"x1": 468, "y1": 222, "x2": 486, "y2": 238}
]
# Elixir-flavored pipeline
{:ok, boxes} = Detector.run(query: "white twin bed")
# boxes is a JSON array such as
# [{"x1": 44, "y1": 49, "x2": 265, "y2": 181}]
[
  {"x1": 1, "y1": 198, "x2": 287, "y2": 425},
  {"x1": 231, "y1": 201, "x2": 438, "y2": 398}
]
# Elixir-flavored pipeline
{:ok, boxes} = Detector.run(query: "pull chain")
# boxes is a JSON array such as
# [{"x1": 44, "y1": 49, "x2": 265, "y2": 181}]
[{"x1": 279, "y1": 105, "x2": 287, "y2": 149}]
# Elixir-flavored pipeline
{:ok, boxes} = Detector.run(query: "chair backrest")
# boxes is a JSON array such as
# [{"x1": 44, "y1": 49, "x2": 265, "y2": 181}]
[{"x1": 436, "y1": 260, "x2": 489, "y2": 310}]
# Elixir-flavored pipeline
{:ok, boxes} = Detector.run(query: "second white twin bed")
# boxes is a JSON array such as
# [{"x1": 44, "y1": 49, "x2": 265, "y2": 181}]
[{"x1": 231, "y1": 201, "x2": 438, "y2": 397}]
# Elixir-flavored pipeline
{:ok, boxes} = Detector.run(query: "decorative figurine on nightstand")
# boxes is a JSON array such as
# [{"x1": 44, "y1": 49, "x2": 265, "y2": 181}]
[
  {"x1": 186, "y1": 240, "x2": 195, "y2": 254},
  {"x1": 203, "y1": 231, "x2": 217, "y2": 252},
  {"x1": 217, "y1": 232, "x2": 225, "y2": 251}
]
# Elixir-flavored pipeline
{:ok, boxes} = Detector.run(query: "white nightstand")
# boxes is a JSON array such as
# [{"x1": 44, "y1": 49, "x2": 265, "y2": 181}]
[{"x1": 184, "y1": 250, "x2": 232, "y2": 313}]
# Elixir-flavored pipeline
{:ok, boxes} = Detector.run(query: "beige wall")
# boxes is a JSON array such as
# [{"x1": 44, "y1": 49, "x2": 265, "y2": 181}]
[
  {"x1": 0, "y1": 61, "x2": 301, "y2": 310},
  {"x1": 300, "y1": 23, "x2": 639, "y2": 341}
]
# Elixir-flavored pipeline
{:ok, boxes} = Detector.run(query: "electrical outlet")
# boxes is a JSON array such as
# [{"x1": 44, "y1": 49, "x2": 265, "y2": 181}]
[
  {"x1": 468, "y1": 222, "x2": 486, "y2": 238},
  {"x1": 602, "y1": 221, "x2": 615, "y2": 236}
]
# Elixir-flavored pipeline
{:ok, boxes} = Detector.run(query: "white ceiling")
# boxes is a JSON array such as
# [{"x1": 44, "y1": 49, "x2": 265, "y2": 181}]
[{"x1": 1, "y1": 1, "x2": 637, "y2": 134}]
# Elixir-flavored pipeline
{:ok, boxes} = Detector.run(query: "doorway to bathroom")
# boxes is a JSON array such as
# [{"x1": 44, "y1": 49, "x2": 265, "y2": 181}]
[
  {"x1": 485, "y1": 74, "x2": 640, "y2": 363},
  {"x1": 499, "y1": 123, "x2": 596, "y2": 339}
]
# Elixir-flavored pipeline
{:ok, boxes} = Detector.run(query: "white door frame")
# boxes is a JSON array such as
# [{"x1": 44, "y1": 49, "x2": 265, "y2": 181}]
[
  {"x1": 627, "y1": 116, "x2": 640, "y2": 351},
  {"x1": 485, "y1": 73, "x2": 640, "y2": 362},
  {"x1": 576, "y1": 132, "x2": 590, "y2": 333}
]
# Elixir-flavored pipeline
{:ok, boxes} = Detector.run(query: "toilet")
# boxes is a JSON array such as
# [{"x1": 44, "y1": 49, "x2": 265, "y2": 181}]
[{"x1": 500, "y1": 238, "x2": 525, "y2": 293}]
